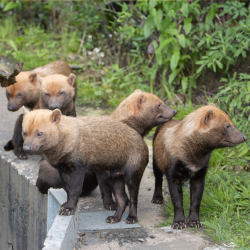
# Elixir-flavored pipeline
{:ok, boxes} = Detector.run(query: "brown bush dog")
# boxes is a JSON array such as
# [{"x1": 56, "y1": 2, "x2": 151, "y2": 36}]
[
  {"x1": 152, "y1": 103, "x2": 247, "y2": 229},
  {"x1": 5, "y1": 61, "x2": 75, "y2": 112},
  {"x1": 34, "y1": 89, "x2": 177, "y2": 212},
  {"x1": 4, "y1": 73, "x2": 76, "y2": 160},
  {"x1": 22, "y1": 108, "x2": 149, "y2": 224},
  {"x1": 94, "y1": 89, "x2": 177, "y2": 210}
]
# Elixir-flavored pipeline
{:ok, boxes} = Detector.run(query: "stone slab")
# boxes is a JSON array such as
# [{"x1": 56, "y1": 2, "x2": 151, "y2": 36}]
[{"x1": 78, "y1": 211, "x2": 141, "y2": 232}]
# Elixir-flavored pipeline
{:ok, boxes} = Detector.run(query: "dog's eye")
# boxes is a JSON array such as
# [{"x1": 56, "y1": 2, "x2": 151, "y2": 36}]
[
  {"x1": 157, "y1": 104, "x2": 161, "y2": 108},
  {"x1": 45, "y1": 93, "x2": 50, "y2": 97},
  {"x1": 60, "y1": 91, "x2": 65, "y2": 95},
  {"x1": 18, "y1": 92, "x2": 23, "y2": 97},
  {"x1": 224, "y1": 125, "x2": 230, "y2": 130},
  {"x1": 37, "y1": 132, "x2": 43, "y2": 137},
  {"x1": 23, "y1": 131, "x2": 27, "y2": 137}
]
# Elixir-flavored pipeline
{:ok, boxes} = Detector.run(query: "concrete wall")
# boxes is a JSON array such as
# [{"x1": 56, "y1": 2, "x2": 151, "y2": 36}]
[
  {"x1": 0, "y1": 153, "x2": 47, "y2": 250},
  {"x1": 0, "y1": 86, "x2": 47, "y2": 250}
]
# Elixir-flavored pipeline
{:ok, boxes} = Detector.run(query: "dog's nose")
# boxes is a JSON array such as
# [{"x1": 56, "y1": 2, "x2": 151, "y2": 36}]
[
  {"x1": 8, "y1": 105, "x2": 16, "y2": 111},
  {"x1": 50, "y1": 105, "x2": 58, "y2": 110},
  {"x1": 23, "y1": 145, "x2": 31, "y2": 152}
]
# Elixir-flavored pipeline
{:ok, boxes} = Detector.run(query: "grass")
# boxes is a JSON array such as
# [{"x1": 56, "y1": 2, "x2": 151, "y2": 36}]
[
  {"x1": 159, "y1": 167, "x2": 250, "y2": 248},
  {"x1": 0, "y1": 17, "x2": 77, "y2": 70}
]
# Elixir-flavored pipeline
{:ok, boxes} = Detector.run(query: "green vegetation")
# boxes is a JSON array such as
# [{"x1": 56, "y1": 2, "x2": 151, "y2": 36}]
[
  {"x1": 0, "y1": 1, "x2": 250, "y2": 246},
  {"x1": 159, "y1": 167, "x2": 250, "y2": 248}
]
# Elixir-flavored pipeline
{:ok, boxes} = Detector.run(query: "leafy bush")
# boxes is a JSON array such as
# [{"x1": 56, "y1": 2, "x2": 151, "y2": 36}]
[
  {"x1": 215, "y1": 73, "x2": 250, "y2": 167},
  {"x1": 135, "y1": 1, "x2": 250, "y2": 98}
]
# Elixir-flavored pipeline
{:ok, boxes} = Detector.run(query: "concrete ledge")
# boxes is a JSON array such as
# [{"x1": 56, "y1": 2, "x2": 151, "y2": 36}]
[
  {"x1": 0, "y1": 152, "x2": 47, "y2": 250},
  {"x1": 43, "y1": 189, "x2": 78, "y2": 250}
]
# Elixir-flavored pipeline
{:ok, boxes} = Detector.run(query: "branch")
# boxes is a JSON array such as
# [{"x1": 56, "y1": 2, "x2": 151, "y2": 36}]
[{"x1": 0, "y1": 62, "x2": 24, "y2": 88}]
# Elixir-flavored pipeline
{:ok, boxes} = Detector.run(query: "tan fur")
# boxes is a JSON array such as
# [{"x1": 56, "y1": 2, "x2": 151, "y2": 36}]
[
  {"x1": 22, "y1": 110, "x2": 147, "y2": 169},
  {"x1": 40, "y1": 74, "x2": 74, "y2": 98},
  {"x1": 22, "y1": 109, "x2": 148, "y2": 219},
  {"x1": 110, "y1": 90, "x2": 165, "y2": 119},
  {"x1": 34, "y1": 74, "x2": 76, "y2": 116},
  {"x1": 32, "y1": 60, "x2": 71, "y2": 77},
  {"x1": 110, "y1": 89, "x2": 176, "y2": 137},
  {"x1": 6, "y1": 61, "x2": 74, "y2": 111}
]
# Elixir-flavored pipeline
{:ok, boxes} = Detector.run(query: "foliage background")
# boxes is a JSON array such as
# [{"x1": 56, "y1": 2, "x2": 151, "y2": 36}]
[{"x1": 0, "y1": 1, "x2": 250, "y2": 247}]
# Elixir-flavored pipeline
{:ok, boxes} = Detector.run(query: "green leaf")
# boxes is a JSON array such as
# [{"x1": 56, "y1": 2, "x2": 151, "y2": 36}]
[
  {"x1": 205, "y1": 3, "x2": 218, "y2": 26},
  {"x1": 238, "y1": 147, "x2": 249, "y2": 157},
  {"x1": 165, "y1": 29, "x2": 178, "y2": 35},
  {"x1": 181, "y1": 55, "x2": 191, "y2": 60},
  {"x1": 213, "y1": 64, "x2": 216, "y2": 72},
  {"x1": 150, "y1": 62, "x2": 159, "y2": 81},
  {"x1": 181, "y1": 2, "x2": 189, "y2": 18},
  {"x1": 196, "y1": 64, "x2": 205, "y2": 74},
  {"x1": 9, "y1": 40, "x2": 18, "y2": 51},
  {"x1": 3, "y1": 2, "x2": 18, "y2": 11},
  {"x1": 170, "y1": 49, "x2": 180, "y2": 71},
  {"x1": 155, "y1": 49, "x2": 162, "y2": 65},
  {"x1": 151, "y1": 8, "x2": 157, "y2": 17},
  {"x1": 149, "y1": 1, "x2": 157, "y2": 9},
  {"x1": 144, "y1": 16, "x2": 155, "y2": 38},
  {"x1": 106, "y1": 89, "x2": 112, "y2": 94},
  {"x1": 153, "y1": 41, "x2": 158, "y2": 50},
  {"x1": 169, "y1": 68, "x2": 181, "y2": 84},
  {"x1": 181, "y1": 77, "x2": 188, "y2": 93},
  {"x1": 184, "y1": 18, "x2": 192, "y2": 35},
  {"x1": 157, "y1": 37, "x2": 176, "y2": 52},
  {"x1": 177, "y1": 34, "x2": 185, "y2": 48},
  {"x1": 154, "y1": 9, "x2": 163, "y2": 30},
  {"x1": 216, "y1": 60, "x2": 223, "y2": 69}
]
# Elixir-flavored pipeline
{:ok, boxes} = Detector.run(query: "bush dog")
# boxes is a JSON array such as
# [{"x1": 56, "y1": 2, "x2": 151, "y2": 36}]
[
  {"x1": 22, "y1": 108, "x2": 149, "y2": 224},
  {"x1": 4, "y1": 73, "x2": 76, "y2": 159},
  {"x1": 35, "y1": 89, "x2": 177, "y2": 211},
  {"x1": 152, "y1": 103, "x2": 247, "y2": 229},
  {"x1": 5, "y1": 61, "x2": 75, "y2": 112},
  {"x1": 96, "y1": 89, "x2": 177, "y2": 210}
]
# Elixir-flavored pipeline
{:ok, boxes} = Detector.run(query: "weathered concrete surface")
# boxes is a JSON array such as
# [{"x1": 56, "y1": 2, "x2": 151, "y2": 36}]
[
  {"x1": 43, "y1": 189, "x2": 79, "y2": 250},
  {"x1": 76, "y1": 227, "x2": 211, "y2": 250},
  {"x1": 0, "y1": 84, "x2": 47, "y2": 250}
]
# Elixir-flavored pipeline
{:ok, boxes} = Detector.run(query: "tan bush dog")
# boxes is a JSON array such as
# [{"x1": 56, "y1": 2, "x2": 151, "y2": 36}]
[
  {"x1": 35, "y1": 89, "x2": 177, "y2": 212},
  {"x1": 152, "y1": 103, "x2": 247, "y2": 229},
  {"x1": 22, "y1": 108, "x2": 149, "y2": 224},
  {"x1": 4, "y1": 73, "x2": 76, "y2": 160},
  {"x1": 5, "y1": 60, "x2": 75, "y2": 112}
]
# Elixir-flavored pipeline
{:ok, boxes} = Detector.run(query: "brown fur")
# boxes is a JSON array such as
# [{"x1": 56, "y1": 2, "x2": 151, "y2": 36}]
[
  {"x1": 35, "y1": 89, "x2": 177, "y2": 208},
  {"x1": 6, "y1": 61, "x2": 76, "y2": 111},
  {"x1": 34, "y1": 74, "x2": 76, "y2": 116},
  {"x1": 4, "y1": 73, "x2": 76, "y2": 159},
  {"x1": 154, "y1": 105, "x2": 245, "y2": 171},
  {"x1": 89, "y1": 89, "x2": 177, "y2": 210},
  {"x1": 110, "y1": 89, "x2": 177, "y2": 136},
  {"x1": 152, "y1": 104, "x2": 247, "y2": 229},
  {"x1": 22, "y1": 109, "x2": 148, "y2": 223}
]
